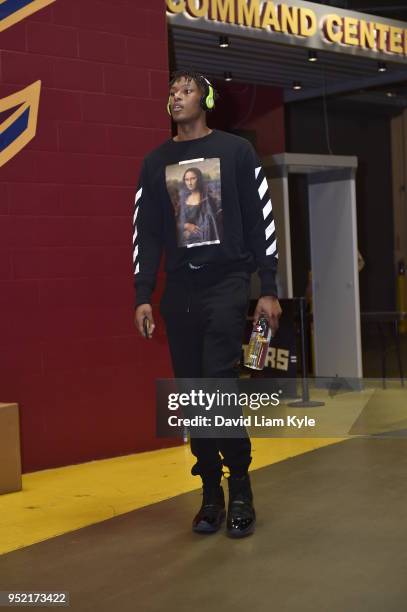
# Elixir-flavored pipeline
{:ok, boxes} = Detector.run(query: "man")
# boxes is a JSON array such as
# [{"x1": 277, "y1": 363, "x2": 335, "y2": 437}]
[{"x1": 133, "y1": 70, "x2": 282, "y2": 538}]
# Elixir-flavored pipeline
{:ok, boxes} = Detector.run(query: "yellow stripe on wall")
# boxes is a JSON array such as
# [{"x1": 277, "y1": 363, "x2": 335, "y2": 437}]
[{"x1": 0, "y1": 0, "x2": 56, "y2": 33}]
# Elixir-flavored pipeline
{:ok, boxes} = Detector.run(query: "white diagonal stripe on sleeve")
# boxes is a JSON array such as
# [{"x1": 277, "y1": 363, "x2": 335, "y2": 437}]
[
  {"x1": 255, "y1": 167, "x2": 261, "y2": 179},
  {"x1": 133, "y1": 205, "x2": 139, "y2": 224},
  {"x1": 133, "y1": 227, "x2": 137, "y2": 243},
  {"x1": 262, "y1": 199, "x2": 272, "y2": 220},
  {"x1": 133, "y1": 245, "x2": 138, "y2": 261},
  {"x1": 135, "y1": 263, "x2": 139, "y2": 274},
  {"x1": 265, "y1": 219, "x2": 275, "y2": 240},
  {"x1": 135, "y1": 187, "x2": 142, "y2": 204},
  {"x1": 266, "y1": 239, "x2": 277, "y2": 256},
  {"x1": 258, "y1": 177, "x2": 268, "y2": 201}
]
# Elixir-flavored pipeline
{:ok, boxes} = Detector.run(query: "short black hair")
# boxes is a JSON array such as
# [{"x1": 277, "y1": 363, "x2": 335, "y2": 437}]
[
  {"x1": 169, "y1": 70, "x2": 219, "y2": 104},
  {"x1": 169, "y1": 70, "x2": 206, "y2": 93}
]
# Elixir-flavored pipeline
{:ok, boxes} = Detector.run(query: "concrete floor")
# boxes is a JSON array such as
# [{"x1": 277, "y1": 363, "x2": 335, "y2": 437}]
[{"x1": 1, "y1": 437, "x2": 407, "y2": 612}]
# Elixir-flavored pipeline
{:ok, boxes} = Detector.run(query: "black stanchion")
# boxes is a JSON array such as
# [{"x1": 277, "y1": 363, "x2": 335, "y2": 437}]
[{"x1": 287, "y1": 297, "x2": 325, "y2": 408}]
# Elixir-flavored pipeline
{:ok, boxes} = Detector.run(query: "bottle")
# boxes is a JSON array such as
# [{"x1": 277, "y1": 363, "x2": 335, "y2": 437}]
[{"x1": 244, "y1": 316, "x2": 273, "y2": 370}]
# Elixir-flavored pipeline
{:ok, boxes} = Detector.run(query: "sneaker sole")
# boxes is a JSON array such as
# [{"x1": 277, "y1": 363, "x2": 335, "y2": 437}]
[{"x1": 192, "y1": 510, "x2": 226, "y2": 534}]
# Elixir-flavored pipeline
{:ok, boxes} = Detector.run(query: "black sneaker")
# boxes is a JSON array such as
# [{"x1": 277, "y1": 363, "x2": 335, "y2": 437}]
[
  {"x1": 226, "y1": 473, "x2": 256, "y2": 538},
  {"x1": 192, "y1": 484, "x2": 226, "y2": 534}
]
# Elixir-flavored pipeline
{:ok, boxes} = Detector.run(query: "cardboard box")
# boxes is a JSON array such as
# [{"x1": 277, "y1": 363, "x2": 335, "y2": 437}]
[{"x1": 0, "y1": 403, "x2": 22, "y2": 494}]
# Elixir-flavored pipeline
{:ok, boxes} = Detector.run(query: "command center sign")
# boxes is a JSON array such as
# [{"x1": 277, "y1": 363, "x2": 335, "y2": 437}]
[{"x1": 167, "y1": 0, "x2": 407, "y2": 64}]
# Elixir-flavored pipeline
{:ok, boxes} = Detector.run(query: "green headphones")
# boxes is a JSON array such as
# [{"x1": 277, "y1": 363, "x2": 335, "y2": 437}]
[
  {"x1": 201, "y1": 77, "x2": 215, "y2": 111},
  {"x1": 167, "y1": 76, "x2": 215, "y2": 116}
]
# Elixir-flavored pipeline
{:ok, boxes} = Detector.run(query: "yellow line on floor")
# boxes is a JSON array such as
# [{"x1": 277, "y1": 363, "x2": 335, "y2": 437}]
[{"x1": 0, "y1": 437, "x2": 344, "y2": 555}]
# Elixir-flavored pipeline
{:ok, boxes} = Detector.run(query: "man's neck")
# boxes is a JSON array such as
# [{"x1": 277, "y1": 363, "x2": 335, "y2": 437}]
[{"x1": 173, "y1": 122, "x2": 212, "y2": 142}]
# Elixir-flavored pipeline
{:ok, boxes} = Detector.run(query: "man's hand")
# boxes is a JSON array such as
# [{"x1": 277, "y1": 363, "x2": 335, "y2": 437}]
[
  {"x1": 253, "y1": 296, "x2": 282, "y2": 337},
  {"x1": 134, "y1": 304, "x2": 155, "y2": 339}
]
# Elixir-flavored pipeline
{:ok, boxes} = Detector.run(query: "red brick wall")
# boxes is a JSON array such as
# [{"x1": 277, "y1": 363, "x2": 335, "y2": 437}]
[{"x1": 0, "y1": 0, "x2": 176, "y2": 472}]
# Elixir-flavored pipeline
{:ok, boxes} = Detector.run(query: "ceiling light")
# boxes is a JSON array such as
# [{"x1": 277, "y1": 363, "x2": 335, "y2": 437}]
[
  {"x1": 386, "y1": 91, "x2": 396, "y2": 98},
  {"x1": 378, "y1": 62, "x2": 387, "y2": 73},
  {"x1": 293, "y1": 81, "x2": 302, "y2": 91},
  {"x1": 224, "y1": 71, "x2": 232, "y2": 81},
  {"x1": 308, "y1": 50, "x2": 318, "y2": 62},
  {"x1": 219, "y1": 36, "x2": 229, "y2": 48}
]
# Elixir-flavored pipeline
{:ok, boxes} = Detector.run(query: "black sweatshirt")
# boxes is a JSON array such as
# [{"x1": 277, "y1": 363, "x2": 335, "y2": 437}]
[{"x1": 133, "y1": 129, "x2": 278, "y2": 306}]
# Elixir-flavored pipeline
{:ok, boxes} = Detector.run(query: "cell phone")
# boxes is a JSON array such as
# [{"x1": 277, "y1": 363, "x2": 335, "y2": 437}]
[{"x1": 143, "y1": 317, "x2": 150, "y2": 339}]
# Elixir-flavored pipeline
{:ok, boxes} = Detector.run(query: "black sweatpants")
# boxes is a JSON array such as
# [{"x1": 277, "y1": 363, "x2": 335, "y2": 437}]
[{"x1": 160, "y1": 267, "x2": 252, "y2": 480}]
